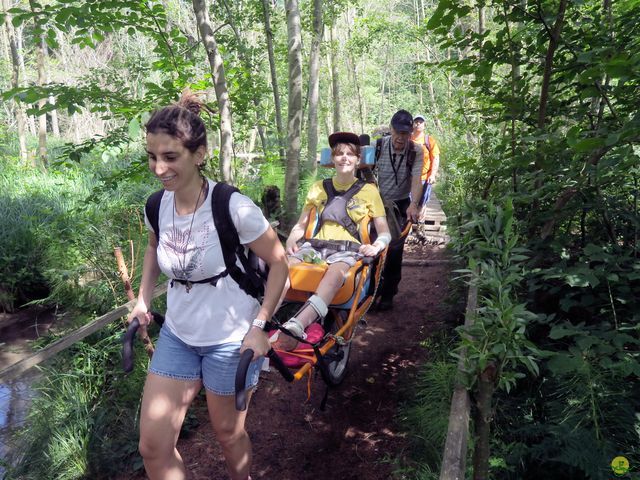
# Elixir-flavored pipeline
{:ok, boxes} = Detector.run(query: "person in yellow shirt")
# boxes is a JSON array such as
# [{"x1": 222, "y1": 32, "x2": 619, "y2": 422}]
[
  {"x1": 273, "y1": 132, "x2": 391, "y2": 351},
  {"x1": 411, "y1": 114, "x2": 441, "y2": 211}
]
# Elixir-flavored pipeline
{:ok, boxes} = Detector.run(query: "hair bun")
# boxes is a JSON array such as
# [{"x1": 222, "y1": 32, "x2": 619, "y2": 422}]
[{"x1": 177, "y1": 91, "x2": 202, "y2": 116}]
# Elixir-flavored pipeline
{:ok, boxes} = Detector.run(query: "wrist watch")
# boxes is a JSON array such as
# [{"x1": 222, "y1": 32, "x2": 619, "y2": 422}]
[{"x1": 251, "y1": 318, "x2": 267, "y2": 330}]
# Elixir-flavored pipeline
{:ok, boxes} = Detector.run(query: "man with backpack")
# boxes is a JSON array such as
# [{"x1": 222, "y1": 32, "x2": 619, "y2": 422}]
[
  {"x1": 373, "y1": 109, "x2": 424, "y2": 311},
  {"x1": 411, "y1": 114, "x2": 441, "y2": 214}
]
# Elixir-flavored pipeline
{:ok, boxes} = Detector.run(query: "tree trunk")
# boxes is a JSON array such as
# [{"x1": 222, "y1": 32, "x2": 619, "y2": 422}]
[
  {"x1": 192, "y1": 0, "x2": 234, "y2": 183},
  {"x1": 36, "y1": 34, "x2": 48, "y2": 169},
  {"x1": 16, "y1": 25, "x2": 36, "y2": 137},
  {"x1": 42, "y1": 38, "x2": 59, "y2": 136},
  {"x1": 306, "y1": 0, "x2": 323, "y2": 172},
  {"x1": 346, "y1": 8, "x2": 364, "y2": 134},
  {"x1": 328, "y1": 25, "x2": 341, "y2": 132},
  {"x1": 284, "y1": 0, "x2": 303, "y2": 229},
  {"x1": 261, "y1": 0, "x2": 286, "y2": 163},
  {"x1": 537, "y1": 0, "x2": 569, "y2": 133},
  {"x1": 472, "y1": 363, "x2": 497, "y2": 480},
  {"x1": 220, "y1": 0, "x2": 268, "y2": 161},
  {"x1": 424, "y1": 46, "x2": 442, "y2": 132},
  {"x1": 2, "y1": 0, "x2": 28, "y2": 164},
  {"x1": 378, "y1": 44, "x2": 390, "y2": 125}
]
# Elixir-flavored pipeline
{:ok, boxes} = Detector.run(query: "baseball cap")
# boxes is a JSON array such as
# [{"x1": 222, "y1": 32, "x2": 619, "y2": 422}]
[
  {"x1": 413, "y1": 114, "x2": 426, "y2": 122},
  {"x1": 390, "y1": 110, "x2": 413, "y2": 133},
  {"x1": 328, "y1": 131, "x2": 360, "y2": 148}
]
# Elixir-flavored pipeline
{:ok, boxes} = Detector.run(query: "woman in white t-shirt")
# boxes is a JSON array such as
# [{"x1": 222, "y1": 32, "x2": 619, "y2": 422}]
[{"x1": 127, "y1": 92, "x2": 288, "y2": 480}]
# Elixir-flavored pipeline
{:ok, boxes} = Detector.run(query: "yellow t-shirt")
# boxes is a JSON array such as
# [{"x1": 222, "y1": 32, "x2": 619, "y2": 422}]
[{"x1": 303, "y1": 178, "x2": 386, "y2": 243}]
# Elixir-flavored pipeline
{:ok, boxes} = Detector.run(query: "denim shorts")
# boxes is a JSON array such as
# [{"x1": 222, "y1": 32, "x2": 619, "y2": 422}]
[{"x1": 149, "y1": 326, "x2": 261, "y2": 396}]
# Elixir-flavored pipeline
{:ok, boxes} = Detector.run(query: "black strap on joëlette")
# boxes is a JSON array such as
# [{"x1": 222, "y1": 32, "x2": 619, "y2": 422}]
[
  {"x1": 306, "y1": 238, "x2": 361, "y2": 253},
  {"x1": 316, "y1": 178, "x2": 366, "y2": 242}
]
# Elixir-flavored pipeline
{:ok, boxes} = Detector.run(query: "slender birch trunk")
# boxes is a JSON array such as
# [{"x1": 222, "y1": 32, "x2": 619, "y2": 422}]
[
  {"x1": 42, "y1": 40, "x2": 59, "y2": 136},
  {"x1": 328, "y1": 25, "x2": 341, "y2": 132},
  {"x1": 306, "y1": 0, "x2": 323, "y2": 172},
  {"x1": 284, "y1": 0, "x2": 302, "y2": 228},
  {"x1": 192, "y1": 0, "x2": 234, "y2": 183},
  {"x1": 261, "y1": 0, "x2": 286, "y2": 163},
  {"x1": 2, "y1": 0, "x2": 28, "y2": 164},
  {"x1": 36, "y1": 34, "x2": 48, "y2": 169},
  {"x1": 220, "y1": 0, "x2": 268, "y2": 160},
  {"x1": 16, "y1": 25, "x2": 36, "y2": 137}
]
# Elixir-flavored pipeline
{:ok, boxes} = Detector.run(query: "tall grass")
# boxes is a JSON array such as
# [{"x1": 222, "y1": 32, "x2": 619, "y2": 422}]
[
  {"x1": 7, "y1": 323, "x2": 150, "y2": 479},
  {"x1": 1, "y1": 146, "x2": 158, "y2": 479}
]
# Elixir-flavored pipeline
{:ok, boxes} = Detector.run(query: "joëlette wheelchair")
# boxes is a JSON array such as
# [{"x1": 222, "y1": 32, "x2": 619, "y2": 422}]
[
  {"x1": 236, "y1": 206, "x2": 389, "y2": 411},
  {"x1": 235, "y1": 141, "x2": 417, "y2": 410}
]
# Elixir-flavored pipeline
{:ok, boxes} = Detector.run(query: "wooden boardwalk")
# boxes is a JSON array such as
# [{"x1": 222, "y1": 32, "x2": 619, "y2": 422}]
[{"x1": 411, "y1": 190, "x2": 450, "y2": 244}]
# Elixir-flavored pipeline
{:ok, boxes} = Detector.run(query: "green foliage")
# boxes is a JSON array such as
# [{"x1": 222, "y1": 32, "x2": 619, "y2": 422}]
[
  {"x1": 394, "y1": 334, "x2": 461, "y2": 480},
  {"x1": 6, "y1": 324, "x2": 150, "y2": 479},
  {"x1": 434, "y1": 0, "x2": 640, "y2": 477},
  {"x1": 452, "y1": 198, "x2": 539, "y2": 393}
]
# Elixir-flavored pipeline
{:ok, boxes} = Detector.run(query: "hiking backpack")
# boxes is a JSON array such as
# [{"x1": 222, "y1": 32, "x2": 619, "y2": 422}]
[
  {"x1": 145, "y1": 182, "x2": 267, "y2": 300},
  {"x1": 373, "y1": 136, "x2": 419, "y2": 177}
]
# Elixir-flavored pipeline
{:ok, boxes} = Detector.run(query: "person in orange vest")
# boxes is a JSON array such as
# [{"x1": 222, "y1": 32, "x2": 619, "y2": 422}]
[{"x1": 411, "y1": 114, "x2": 440, "y2": 217}]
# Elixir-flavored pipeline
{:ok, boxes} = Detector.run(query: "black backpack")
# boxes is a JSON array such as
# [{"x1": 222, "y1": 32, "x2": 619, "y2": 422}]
[
  {"x1": 145, "y1": 182, "x2": 267, "y2": 300},
  {"x1": 373, "y1": 136, "x2": 418, "y2": 175}
]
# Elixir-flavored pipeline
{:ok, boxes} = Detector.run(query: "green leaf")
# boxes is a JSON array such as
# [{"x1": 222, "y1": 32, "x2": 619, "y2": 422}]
[
  {"x1": 571, "y1": 137, "x2": 605, "y2": 153},
  {"x1": 549, "y1": 325, "x2": 577, "y2": 339},
  {"x1": 128, "y1": 117, "x2": 141, "y2": 140}
]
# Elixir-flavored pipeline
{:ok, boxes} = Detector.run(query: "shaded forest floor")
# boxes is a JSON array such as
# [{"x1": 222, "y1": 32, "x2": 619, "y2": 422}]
[{"x1": 124, "y1": 241, "x2": 459, "y2": 480}]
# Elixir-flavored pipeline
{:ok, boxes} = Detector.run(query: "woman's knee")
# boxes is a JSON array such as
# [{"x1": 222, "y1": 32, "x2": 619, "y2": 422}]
[
  {"x1": 138, "y1": 432, "x2": 174, "y2": 460},
  {"x1": 216, "y1": 425, "x2": 248, "y2": 449}
]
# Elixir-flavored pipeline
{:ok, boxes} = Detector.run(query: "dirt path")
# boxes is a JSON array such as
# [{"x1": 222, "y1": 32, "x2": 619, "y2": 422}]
[
  {"x1": 0, "y1": 240, "x2": 455, "y2": 480},
  {"x1": 125, "y1": 241, "x2": 455, "y2": 480}
]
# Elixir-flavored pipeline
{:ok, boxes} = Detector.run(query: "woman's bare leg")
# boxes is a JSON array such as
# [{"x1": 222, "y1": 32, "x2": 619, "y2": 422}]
[
  {"x1": 139, "y1": 373, "x2": 202, "y2": 480},
  {"x1": 206, "y1": 390, "x2": 254, "y2": 480}
]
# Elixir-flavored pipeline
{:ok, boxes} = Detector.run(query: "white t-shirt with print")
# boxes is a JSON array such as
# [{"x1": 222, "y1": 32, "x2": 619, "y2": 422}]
[{"x1": 145, "y1": 179, "x2": 270, "y2": 346}]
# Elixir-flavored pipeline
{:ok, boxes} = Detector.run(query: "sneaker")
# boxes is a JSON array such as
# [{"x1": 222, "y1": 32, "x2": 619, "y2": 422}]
[{"x1": 376, "y1": 296, "x2": 394, "y2": 311}]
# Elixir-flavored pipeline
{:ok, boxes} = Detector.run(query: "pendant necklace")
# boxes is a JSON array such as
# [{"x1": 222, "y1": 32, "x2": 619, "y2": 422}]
[{"x1": 172, "y1": 177, "x2": 206, "y2": 293}]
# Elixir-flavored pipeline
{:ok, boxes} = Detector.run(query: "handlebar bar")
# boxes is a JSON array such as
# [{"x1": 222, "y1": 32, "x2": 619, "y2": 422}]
[
  {"x1": 122, "y1": 312, "x2": 164, "y2": 374},
  {"x1": 122, "y1": 318, "x2": 140, "y2": 373},
  {"x1": 235, "y1": 348, "x2": 294, "y2": 411}
]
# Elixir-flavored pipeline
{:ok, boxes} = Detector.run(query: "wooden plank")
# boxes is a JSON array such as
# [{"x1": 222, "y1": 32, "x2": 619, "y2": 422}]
[
  {"x1": 0, "y1": 285, "x2": 167, "y2": 382},
  {"x1": 402, "y1": 259, "x2": 453, "y2": 266},
  {"x1": 439, "y1": 279, "x2": 478, "y2": 480}
]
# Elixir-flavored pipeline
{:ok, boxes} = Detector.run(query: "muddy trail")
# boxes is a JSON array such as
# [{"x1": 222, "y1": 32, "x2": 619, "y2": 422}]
[{"x1": 121, "y1": 241, "x2": 457, "y2": 480}]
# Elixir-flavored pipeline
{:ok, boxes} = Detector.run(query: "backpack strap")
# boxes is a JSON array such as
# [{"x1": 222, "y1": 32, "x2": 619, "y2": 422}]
[
  {"x1": 406, "y1": 141, "x2": 417, "y2": 177},
  {"x1": 316, "y1": 179, "x2": 366, "y2": 241},
  {"x1": 211, "y1": 182, "x2": 264, "y2": 300},
  {"x1": 145, "y1": 189, "x2": 165, "y2": 239},
  {"x1": 374, "y1": 137, "x2": 383, "y2": 164}
]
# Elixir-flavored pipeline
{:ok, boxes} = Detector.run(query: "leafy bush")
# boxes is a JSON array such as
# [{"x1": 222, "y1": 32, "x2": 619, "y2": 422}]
[{"x1": 6, "y1": 323, "x2": 151, "y2": 479}]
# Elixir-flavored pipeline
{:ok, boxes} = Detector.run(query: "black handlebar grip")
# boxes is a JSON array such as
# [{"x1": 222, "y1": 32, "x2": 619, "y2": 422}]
[
  {"x1": 122, "y1": 317, "x2": 140, "y2": 373},
  {"x1": 151, "y1": 312, "x2": 165, "y2": 326},
  {"x1": 235, "y1": 349, "x2": 254, "y2": 411},
  {"x1": 267, "y1": 349, "x2": 294, "y2": 383}
]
